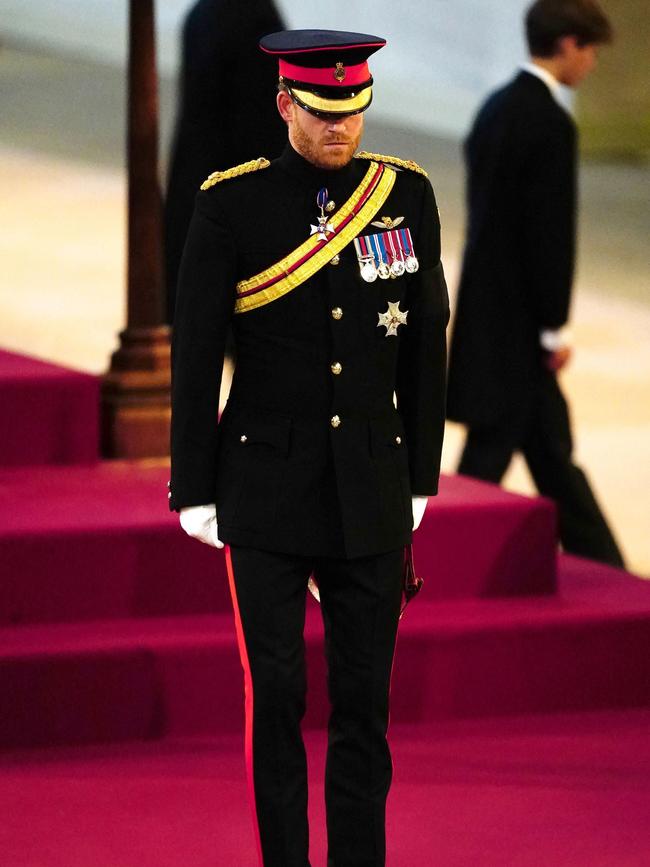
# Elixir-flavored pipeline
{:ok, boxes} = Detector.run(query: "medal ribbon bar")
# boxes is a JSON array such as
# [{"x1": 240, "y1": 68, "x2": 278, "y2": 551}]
[{"x1": 354, "y1": 227, "x2": 417, "y2": 281}]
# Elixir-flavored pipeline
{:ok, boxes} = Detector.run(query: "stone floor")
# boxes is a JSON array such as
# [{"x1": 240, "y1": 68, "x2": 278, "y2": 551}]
[{"x1": 1, "y1": 43, "x2": 648, "y2": 574}]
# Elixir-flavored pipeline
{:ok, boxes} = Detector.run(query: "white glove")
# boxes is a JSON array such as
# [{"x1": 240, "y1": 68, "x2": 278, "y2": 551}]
[
  {"x1": 179, "y1": 504, "x2": 223, "y2": 548},
  {"x1": 412, "y1": 496, "x2": 428, "y2": 531}
]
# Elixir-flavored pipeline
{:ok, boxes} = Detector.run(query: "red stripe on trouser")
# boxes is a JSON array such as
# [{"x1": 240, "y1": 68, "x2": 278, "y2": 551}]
[
  {"x1": 385, "y1": 547, "x2": 408, "y2": 781},
  {"x1": 225, "y1": 545, "x2": 264, "y2": 866},
  {"x1": 386, "y1": 611, "x2": 401, "y2": 781}
]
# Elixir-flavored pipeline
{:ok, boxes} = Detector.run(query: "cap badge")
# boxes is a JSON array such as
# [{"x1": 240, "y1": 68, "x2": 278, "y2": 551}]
[
  {"x1": 334, "y1": 62, "x2": 346, "y2": 82},
  {"x1": 377, "y1": 301, "x2": 408, "y2": 337},
  {"x1": 371, "y1": 215, "x2": 404, "y2": 230}
]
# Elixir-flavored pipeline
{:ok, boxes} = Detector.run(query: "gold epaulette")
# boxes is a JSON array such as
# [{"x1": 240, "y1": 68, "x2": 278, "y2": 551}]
[
  {"x1": 200, "y1": 157, "x2": 270, "y2": 190},
  {"x1": 355, "y1": 151, "x2": 428, "y2": 177}
]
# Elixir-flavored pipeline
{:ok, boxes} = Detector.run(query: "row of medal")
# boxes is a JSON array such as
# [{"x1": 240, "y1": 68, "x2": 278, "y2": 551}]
[{"x1": 353, "y1": 228, "x2": 419, "y2": 282}]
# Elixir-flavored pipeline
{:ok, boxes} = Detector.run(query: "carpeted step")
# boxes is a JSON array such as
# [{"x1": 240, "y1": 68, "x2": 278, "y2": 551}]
[
  {"x1": 0, "y1": 463, "x2": 228, "y2": 625},
  {"x1": 0, "y1": 465, "x2": 556, "y2": 627},
  {"x1": 416, "y1": 472, "x2": 557, "y2": 598},
  {"x1": 1, "y1": 556, "x2": 648, "y2": 749},
  {"x1": 3, "y1": 711, "x2": 650, "y2": 866},
  {"x1": 0, "y1": 350, "x2": 99, "y2": 467}
]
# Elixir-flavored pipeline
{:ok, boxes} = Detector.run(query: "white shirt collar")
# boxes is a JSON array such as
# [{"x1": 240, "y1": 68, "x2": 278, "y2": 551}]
[{"x1": 521, "y1": 62, "x2": 565, "y2": 108}]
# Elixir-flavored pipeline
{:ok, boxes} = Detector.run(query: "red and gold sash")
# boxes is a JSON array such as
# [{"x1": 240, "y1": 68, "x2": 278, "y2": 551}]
[{"x1": 234, "y1": 161, "x2": 396, "y2": 314}]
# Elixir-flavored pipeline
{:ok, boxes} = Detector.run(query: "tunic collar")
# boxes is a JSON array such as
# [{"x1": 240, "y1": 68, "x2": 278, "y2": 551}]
[{"x1": 277, "y1": 142, "x2": 357, "y2": 187}]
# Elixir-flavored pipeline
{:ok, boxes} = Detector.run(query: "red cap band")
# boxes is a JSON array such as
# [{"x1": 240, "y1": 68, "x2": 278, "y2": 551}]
[{"x1": 279, "y1": 59, "x2": 370, "y2": 88}]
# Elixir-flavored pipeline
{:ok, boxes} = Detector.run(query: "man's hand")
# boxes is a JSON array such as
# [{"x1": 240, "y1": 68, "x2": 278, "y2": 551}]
[
  {"x1": 544, "y1": 345, "x2": 572, "y2": 372},
  {"x1": 412, "y1": 496, "x2": 428, "y2": 531},
  {"x1": 179, "y1": 504, "x2": 224, "y2": 548}
]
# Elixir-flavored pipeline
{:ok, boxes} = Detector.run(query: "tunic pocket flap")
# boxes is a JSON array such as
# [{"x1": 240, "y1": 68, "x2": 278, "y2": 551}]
[
  {"x1": 233, "y1": 416, "x2": 291, "y2": 456},
  {"x1": 370, "y1": 416, "x2": 406, "y2": 454}
]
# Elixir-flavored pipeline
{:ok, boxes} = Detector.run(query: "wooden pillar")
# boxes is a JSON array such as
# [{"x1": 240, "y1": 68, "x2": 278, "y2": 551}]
[{"x1": 101, "y1": 0, "x2": 171, "y2": 458}]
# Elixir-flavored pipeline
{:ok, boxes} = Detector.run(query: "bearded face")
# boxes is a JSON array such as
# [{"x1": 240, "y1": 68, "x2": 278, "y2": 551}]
[{"x1": 289, "y1": 102, "x2": 364, "y2": 170}]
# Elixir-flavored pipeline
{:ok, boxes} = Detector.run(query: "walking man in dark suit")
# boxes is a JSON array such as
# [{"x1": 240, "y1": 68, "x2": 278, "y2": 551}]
[
  {"x1": 447, "y1": 0, "x2": 624, "y2": 567},
  {"x1": 169, "y1": 29, "x2": 449, "y2": 866}
]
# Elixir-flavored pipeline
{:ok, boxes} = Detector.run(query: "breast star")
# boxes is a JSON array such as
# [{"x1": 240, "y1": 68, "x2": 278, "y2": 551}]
[{"x1": 377, "y1": 301, "x2": 408, "y2": 337}]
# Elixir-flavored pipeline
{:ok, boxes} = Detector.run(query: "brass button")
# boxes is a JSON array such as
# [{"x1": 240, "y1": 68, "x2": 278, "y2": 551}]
[
  {"x1": 167, "y1": 481, "x2": 171, "y2": 488},
  {"x1": 331, "y1": 307, "x2": 343, "y2": 320},
  {"x1": 168, "y1": 492, "x2": 172, "y2": 499},
  {"x1": 395, "y1": 436, "x2": 402, "y2": 445},
  {"x1": 330, "y1": 254, "x2": 340, "y2": 266},
  {"x1": 331, "y1": 362, "x2": 342, "y2": 375},
  {"x1": 330, "y1": 415, "x2": 341, "y2": 429},
  {"x1": 240, "y1": 435, "x2": 248, "y2": 443}
]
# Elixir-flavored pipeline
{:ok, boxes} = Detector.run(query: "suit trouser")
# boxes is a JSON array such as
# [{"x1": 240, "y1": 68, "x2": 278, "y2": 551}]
[
  {"x1": 225, "y1": 544, "x2": 404, "y2": 867},
  {"x1": 457, "y1": 370, "x2": 624, "y2": 567}
]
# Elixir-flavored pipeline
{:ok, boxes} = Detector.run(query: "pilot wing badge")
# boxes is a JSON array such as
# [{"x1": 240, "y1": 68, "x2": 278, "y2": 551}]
[{"x1": 371, "y1": 215, "x2": 404, "y2": 230}]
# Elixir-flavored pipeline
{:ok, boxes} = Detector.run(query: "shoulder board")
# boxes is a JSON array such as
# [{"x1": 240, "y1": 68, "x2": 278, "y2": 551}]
[
  {"x1": 200, "y1": 157, "x2": 270, "y2": 190},
  {"x1": 354, "y1": 151, "x2": 428, "y2": 177}
]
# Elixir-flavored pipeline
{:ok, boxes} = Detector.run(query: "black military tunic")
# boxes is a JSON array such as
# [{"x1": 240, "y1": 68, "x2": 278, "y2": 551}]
[{"x1": 170, "y1": 143, "x2": 449, "y2": 559}]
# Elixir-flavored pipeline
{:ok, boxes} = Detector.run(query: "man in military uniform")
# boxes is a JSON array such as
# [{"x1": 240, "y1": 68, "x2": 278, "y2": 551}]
[{"x1": 170, "y1": 29, "x2": 449, "y2": 867}]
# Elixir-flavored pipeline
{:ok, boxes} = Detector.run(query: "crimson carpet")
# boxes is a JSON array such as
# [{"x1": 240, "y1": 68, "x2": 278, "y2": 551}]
[
  {"x1": 0, "y1": 349, "x2": 99, "y2": 467},
  {"x1": 2, "y1": 349, "x2": 650, "y2": 864},
  {"x1": 0, "y1": 463, "x2": 556, "y2": 629},
  {"x1": 2, "y1": 553, "x2": 649, "y2": 750},
  {"x1": 2, "y1": 712, "x2": 650, "y2": 866}
]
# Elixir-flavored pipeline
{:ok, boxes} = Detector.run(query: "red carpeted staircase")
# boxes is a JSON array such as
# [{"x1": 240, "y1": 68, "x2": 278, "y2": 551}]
[
  {"x1": 0, "y1": 349, "x2": 99, "y2": 467},
  {"x1": 2, "y1": 349, "x2": 650, "y2": 866}
]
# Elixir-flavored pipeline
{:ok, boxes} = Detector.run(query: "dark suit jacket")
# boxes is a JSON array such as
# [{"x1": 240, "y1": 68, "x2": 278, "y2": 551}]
[
  {"x1": 164, "y1": 0, "x2": 287, "y2": 321},
  {"x1": 447, "y1": 70, "x2": 577, "y2": 429},
  {"x1": 170, "y1": 144, "x2": 449, "y2": 558}
]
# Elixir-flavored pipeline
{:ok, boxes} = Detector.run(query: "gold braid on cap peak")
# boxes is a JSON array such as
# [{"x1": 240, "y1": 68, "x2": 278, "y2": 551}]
[
  {"x1": 200, "y1": 157, "x2": 271, "y2": 190},
  {"x1": 355, "y1": 151, "x2": 428, "y2": 177}
]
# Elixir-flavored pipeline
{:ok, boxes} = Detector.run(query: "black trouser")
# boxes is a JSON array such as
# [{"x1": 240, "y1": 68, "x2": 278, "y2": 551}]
[
  {"x1": 225, "y1": 545, "x2": 404, "y2": 867},
  {"x1": 458, "y1": 371, "x2": 624, "y2": 568}
]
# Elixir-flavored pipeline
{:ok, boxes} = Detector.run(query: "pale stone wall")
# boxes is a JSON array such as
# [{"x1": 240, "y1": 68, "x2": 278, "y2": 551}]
[
  {"x1": 0, "y1": 0, "x2": 530, "y2": 137},
  {"x1": 2, "y1": 0, "x2": 645, "y2": 153},
  {"x1": 576, "y1": 0, "x2": 650, "y2": 160}
]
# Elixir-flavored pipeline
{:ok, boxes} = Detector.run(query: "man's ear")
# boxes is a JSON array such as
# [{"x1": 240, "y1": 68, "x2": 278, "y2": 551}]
[
  {"x1": 556, "y1": 34, "x2": 579, "y2": 58},
  {"x1": 277, "y1": 90, "x2": 294, "y2": 125}
]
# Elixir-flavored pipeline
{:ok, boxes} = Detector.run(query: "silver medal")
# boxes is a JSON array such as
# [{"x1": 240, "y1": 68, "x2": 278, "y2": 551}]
[
  {"x1": 390, "y1": 259, "x2": 405, "y2": 277},
  {"x1": 377, "y1": 262, "x2": 391, "y2": 280},
  {"x1": 405, "y1": 255, "x2": 419, "y2": 273},
  {"x1": 360, "y1": 260, "x2": 378, "y2": 282}
]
